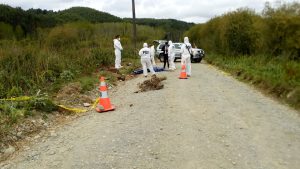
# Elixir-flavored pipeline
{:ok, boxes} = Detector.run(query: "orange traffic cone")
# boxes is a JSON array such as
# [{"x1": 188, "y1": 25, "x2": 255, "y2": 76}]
[
  {"x1": 95, "y1": 76, "x2": 115, "y2": 113},
  {"x1": 179, "y1": 64, "x2": 188, "y2": 79}
]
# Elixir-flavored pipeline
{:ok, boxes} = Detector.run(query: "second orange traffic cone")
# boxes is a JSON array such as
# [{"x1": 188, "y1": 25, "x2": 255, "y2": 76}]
[
  {"x1": 95, "y1": 76, "x2": 115, "y2": 113},
  {"x1": 179, "y1": 64, "x2": 188, "y2": 79}
]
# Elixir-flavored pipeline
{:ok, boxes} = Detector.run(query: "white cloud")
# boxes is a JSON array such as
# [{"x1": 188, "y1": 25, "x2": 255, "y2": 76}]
[{"x1": 0, "y1": 0, "x2": 297, "y2": 23}]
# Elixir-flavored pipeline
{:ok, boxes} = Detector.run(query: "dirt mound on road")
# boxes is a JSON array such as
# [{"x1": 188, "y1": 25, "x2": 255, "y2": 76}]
[{"x1": 137, "y1": 75, "x2": 167, "y2": 92}]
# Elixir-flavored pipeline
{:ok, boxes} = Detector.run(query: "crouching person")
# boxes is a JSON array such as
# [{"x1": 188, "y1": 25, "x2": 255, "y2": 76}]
[{"x1": 139, "y1": 43, "x2": 156, "y2": 77}]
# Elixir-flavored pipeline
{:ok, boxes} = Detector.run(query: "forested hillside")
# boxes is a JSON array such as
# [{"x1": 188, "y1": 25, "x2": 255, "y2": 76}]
[
  {"x1": 124, "y1": 18, "x2": 194, "y2": 40},
  {"x1": 0, "y1": 4, "x2": 192, "y2": 40},
  {"x1": 0, "y1": 5, "x2": 122, "y2": 38}
]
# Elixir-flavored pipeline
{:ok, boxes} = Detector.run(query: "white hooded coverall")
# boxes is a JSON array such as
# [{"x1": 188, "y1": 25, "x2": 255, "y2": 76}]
[
  {"x1": 138, "y1": 43, "x2": 156, "y2": 77},
  {"x1": 168, "y1": 40, "x2": 176, "y2": 70},
  {"x1": 180, "y1": 37, "x2": 192, "y2": 76},
  {"x1": 150, "y1": 45, "x2": 156, "y2": 66},
  {"x1": 113, "y1": 38, "x2": 123, "y2": 69}
]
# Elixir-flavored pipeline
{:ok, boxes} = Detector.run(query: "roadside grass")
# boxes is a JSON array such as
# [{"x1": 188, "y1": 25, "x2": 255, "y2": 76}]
[
  {"x1": 0, "y1": 51, "x2": 141, "y2": 151},
  {"x1": 0, "y1": 94, "x2": 59, "y2": 146},
  {"x1": 205, "y1": 54, "x2": 300, "y2": 110},
  {"x1": 0, "y1": 22, "x2": 162, "y2": 151}
]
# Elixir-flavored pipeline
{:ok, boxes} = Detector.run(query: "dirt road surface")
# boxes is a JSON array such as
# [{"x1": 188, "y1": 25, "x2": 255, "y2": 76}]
[{"x1": 1, "y1": 62, "x2": 300, "y2": 169}]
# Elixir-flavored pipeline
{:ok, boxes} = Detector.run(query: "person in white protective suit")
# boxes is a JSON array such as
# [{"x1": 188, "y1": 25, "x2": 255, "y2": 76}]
[
  {"x1": 138, "y1": 43, "x2": 156, "y2": 77},
  {"x1": 168, "y1": 40, "x2": 176, "y2": 70},
  {"x1": 180, "y1": 37, "x2": 192, "y2": 76},
  {"x1": 113, "y1": 35, "x2": 123, "y2": 69},
  {"x1": 150, "y1": 44, "x2": 156, "y2": 66}
]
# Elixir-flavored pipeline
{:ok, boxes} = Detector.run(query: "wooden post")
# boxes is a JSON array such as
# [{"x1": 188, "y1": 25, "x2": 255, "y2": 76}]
[{"x1": 132, "y1": 0, "x2": 137, "y2": 52}]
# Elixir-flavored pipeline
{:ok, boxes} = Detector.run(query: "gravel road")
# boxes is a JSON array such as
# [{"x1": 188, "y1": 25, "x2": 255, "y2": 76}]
[{"x1": 1, "y1": 62, "x2": 300, "y2": 169}]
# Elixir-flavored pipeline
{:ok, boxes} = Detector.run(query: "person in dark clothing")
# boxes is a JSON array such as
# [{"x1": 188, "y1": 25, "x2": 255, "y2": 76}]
[{"x1": 161, "y1": 42, "x2": 169, "y2": 69}]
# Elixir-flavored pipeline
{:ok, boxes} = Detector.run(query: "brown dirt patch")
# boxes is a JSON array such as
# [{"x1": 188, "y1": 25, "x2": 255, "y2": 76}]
[
  {"x1": 55, "y1": 82, "x2": 94, "y2": 106},
  {"x1": 136, "y1": 75, "x2": 167, "y2": 93}
]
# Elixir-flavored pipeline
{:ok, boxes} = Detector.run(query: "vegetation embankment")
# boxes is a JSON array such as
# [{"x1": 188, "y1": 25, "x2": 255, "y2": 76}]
[
  {"x1": 0, "y1": 4, "x2": 169, "y2": 151},
  {"x1": 186, "y1": 2, "x2": 300, "y2": 109}
]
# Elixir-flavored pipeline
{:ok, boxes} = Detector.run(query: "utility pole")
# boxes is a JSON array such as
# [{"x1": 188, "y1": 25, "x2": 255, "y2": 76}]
[{"x1": 132, "y1": 0, "x2": 137, "y2": 51}]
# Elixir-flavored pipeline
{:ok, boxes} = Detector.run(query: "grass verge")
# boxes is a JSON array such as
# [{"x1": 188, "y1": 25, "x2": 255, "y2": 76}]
[
  {"x1": 0, "y1": 58, "x2": 140, "y2": 158},
  {"x1": 205, "y1": 54, "x2": 300, "y2": 110}
]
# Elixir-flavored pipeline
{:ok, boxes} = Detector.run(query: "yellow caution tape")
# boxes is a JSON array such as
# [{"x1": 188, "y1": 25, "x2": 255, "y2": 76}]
[
  {"x1": 0, "y1": 96, "x2": 32, "y2": 101},
  {"x1": 57, "y1": 98, "x2": 99, "y2": 113},
  {"x1": 92, "y1": 98, "x2": 99, "y2": 109},
  {"x1": 58, "y1": 105, "x2": 88, "y2": 113},
  {"x1": 1, "y1": 96, "x2": 99, "y2": 114}
]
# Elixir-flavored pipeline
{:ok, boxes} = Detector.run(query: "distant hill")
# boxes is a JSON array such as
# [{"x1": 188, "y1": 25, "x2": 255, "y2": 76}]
[
  {"x1": 0, "y1": 4, "x2": 193, "y2": 40},
  {"x1": 0, "y1": 5, "x2": 122, "y2": 35},
  {"x1": 124, "y1": 18, "x2": 194, "y2": 32},
  {"x1": 124, "y1": 18, "x2": 194, "y2": 40},
  {"x1": 55, "y1": 7, "x2": 122, "y2": 23}
]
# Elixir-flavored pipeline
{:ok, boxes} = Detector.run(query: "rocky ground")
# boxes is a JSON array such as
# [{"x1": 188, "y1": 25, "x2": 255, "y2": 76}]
[{"x1": 1, "y1": 62, "x2": 299, "y2": 169}]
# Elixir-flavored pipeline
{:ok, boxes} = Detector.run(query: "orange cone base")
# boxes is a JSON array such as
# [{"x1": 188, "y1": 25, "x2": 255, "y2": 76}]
[
  {"x1": 96, "y1": 104, "x2": 115, "y2": 113},
  {"x1": 179, "y1": 73, "x2": 188, "y2": 79}
]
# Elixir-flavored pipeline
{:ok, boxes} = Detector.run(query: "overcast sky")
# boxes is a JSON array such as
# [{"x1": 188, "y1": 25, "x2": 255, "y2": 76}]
[{"x1": 0, "y1": 0, "x2": 297, "y2": 23}]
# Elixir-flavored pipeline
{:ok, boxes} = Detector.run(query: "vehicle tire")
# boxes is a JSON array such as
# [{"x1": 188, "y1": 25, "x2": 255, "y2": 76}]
[
  {"x1": 159, "y1": 54, "x2": 164, "y2": 62},
  {"x1": 195, "y1": 58, "x2": 202, "y2": 63}
]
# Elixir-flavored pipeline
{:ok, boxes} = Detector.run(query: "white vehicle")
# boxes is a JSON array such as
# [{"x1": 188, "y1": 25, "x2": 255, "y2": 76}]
[
  {"x1": 173, "y1": 43, "x2": 183, "y2": 62},
  {"x1": 191, "y1": 48, "x2": 205, "y2": 63},
  {"x1": 156, "y1": 42, "x2": 183, "y2": 62},
  {"x1": 155, "y1": 41, "x2": 205, "y2": 63},
  {"x1": 155, "y1": 43, "x2": 164, "y2": 62}
]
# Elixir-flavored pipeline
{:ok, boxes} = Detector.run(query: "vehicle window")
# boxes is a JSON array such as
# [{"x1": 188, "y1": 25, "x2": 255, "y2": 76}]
[
  {"x1": 159, "y1": 44, "x2": 164, "y2": 49},
  {"x1": 174, "y1": 44, "x2": 181, "y2": 49}
]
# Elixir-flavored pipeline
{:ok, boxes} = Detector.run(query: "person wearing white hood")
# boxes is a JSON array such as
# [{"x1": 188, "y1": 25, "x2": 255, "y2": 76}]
[
  {"x1": 139, "y1": 43, "x2": 156, "y2": 77},
  {"x1": 180, "y1": 37, "x2": 192, "y2": 76},
  {"x1": 168, "y1": 40, "x2": 176, "y2": 70},
  {"x1": 113, "y1": 35, "x2": 123, "y2": 69}
]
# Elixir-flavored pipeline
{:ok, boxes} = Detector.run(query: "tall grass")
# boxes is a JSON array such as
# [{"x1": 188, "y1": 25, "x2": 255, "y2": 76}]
[
  {"x1": 0, "y1": 22, "x2": 164, "y2": 98},
  {"x1": 0, "y1": 21, "x2": 163, "y2": 145},
  {"x1": 185, "y1": 2, "x2": 300, "y2": 109},
  {"x1": 206, "y1": 54, "x2": 300, "y2": 109},
  {"x1": 186, "y1": 2, "x2": 300, "y2": 59}
]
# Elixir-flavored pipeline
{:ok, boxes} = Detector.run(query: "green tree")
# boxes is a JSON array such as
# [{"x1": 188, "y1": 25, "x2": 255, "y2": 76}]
[{"x1": 0, "y1": 22, "x2": 14, "y2": 39}]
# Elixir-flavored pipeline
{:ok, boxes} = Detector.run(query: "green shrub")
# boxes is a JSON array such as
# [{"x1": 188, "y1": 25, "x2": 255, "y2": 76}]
[
  {"x1": 206, "y1": 54, "x2": 300, "y2": 109},
  {"x1": 91, "y1": 48, "x2": 114, "y2": 66},
  {"x1": 0, "y1": 22, "x2": 14, "y2": 40},
  {"x1": 0, "y1": 103, "x2": 25, "y2": 124},
  {"x1": 0, "y1": 82, "x2": 5, "y2": 98},
  {"x1": 41, "y1": 70, "x2": 57, "y2": 83},
  {"x1": 79, "y1": 76, "x2": 97, "y2": 92},
  {"x1": 186, "y1": 2, "x2": 300, "y2": 59},
  {"x1": 7, "y1": 86, "x2": 23, "y2": 98},
  {"x1": 29, "y1": 97, "x2": 58, "y2": 113},
  {"x1": 46, "y1": 25, "x2": 79, "y2": 50},
  {"x1": 60, "y1": 70, "x2": 74, "y2": 81}
]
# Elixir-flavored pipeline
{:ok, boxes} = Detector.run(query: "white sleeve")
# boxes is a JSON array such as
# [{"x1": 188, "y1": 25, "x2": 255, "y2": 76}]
[
  {"x1": 180, "y1": 44, "x2": 185, "y2": 54},
  {"x1": 138, "y1": 49, "x2": 143, "y2": 57},
  {"x1": 152, "y1": 47, "x2": 155, "y2": 55},
  {"x1": 114, "y1": 40, "x2": 123, "y2": 50},
  {"x1": 117, "y1": 41, "x2": 123, "y2": 50},
  {"x1": 150, "y1": 49, "x2": 154, "y2": 58}
]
